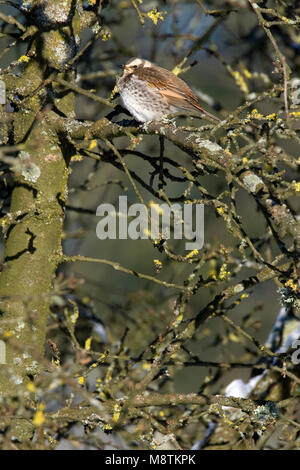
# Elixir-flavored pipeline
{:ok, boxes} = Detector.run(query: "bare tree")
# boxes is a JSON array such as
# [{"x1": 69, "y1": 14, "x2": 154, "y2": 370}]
[{"x1": 0, "y1": 0, "x2": 299, "y2": 450}]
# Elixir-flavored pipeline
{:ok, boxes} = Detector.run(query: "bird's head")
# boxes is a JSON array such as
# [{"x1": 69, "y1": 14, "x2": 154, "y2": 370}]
[{"x1": 122, "y1": 57, "x2": 152, "y2": 75}]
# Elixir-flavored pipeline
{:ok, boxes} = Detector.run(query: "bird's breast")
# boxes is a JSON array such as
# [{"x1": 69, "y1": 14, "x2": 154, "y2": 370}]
[{"x1": 117, "y1": 75, "x2": 171, "y2": 122}]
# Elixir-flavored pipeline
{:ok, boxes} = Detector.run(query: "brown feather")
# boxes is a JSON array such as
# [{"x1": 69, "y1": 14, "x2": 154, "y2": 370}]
[{"x1": 135, "y1": 64, "x2": 220, "y2": 121}]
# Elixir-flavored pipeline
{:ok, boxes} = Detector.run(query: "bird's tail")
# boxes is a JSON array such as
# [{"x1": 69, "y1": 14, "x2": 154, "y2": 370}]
[
  {"x1": 200, "y1": 108, "x2": 221, "y2": 122},
  {"x1": 192, "y1": 102, "x2": 221, "y2": 122}
]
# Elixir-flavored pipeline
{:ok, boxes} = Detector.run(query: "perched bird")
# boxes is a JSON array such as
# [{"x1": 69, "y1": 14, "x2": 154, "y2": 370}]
[{"x1": 117, "y1": 57, "x2": 220, "y2": 123}]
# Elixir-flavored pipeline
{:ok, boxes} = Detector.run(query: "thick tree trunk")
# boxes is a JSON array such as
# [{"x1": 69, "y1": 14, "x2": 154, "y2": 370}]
[{"x1": 0, "y1": 0, "x2": 73, "y2": 403}]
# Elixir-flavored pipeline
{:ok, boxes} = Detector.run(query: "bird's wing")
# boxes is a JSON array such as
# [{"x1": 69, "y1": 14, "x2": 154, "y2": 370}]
[{"x1": 138, "y1": 65, "x2": 219, "y2": 121}]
